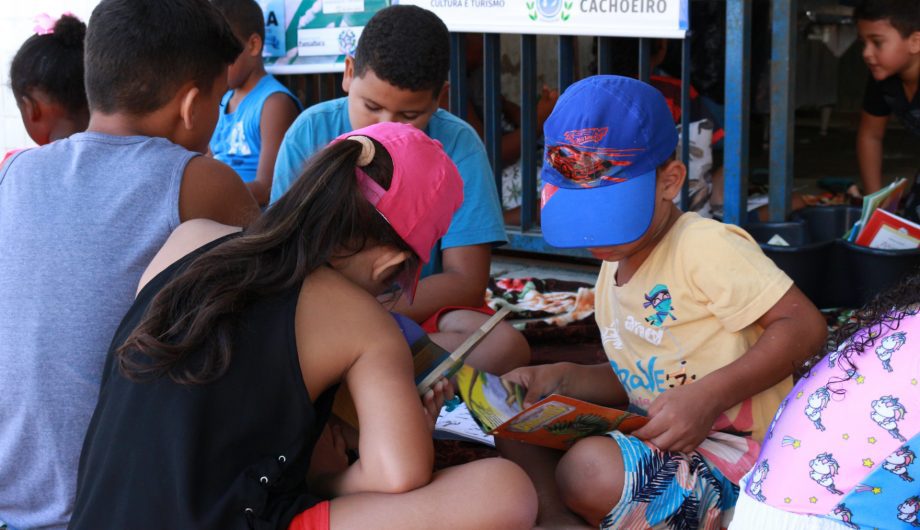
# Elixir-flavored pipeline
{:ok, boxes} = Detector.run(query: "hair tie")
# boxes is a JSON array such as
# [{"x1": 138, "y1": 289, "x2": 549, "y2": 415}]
[
  {"x1": 33, "y1": 12, "x2": 76, "y2": 36},
  {"x1": 348, "y1": 135, "x2": 375, "y2": 167}
]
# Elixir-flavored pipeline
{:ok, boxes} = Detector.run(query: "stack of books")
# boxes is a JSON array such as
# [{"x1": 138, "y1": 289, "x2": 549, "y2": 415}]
[{"x1": 847, "y1": 178, "x2": 920, "y2": 250}]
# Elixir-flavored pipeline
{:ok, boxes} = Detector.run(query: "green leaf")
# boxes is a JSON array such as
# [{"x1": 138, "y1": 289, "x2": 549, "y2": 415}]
[
  {"x1": 561, "y1": 12, "x2": 570, "y2": 20},
  {"x1": 529, "y1": 12, "x2": 538, "y2": 19},
  {"x1": 564, "y1": 2, "x2": 573, "y2": 8}
]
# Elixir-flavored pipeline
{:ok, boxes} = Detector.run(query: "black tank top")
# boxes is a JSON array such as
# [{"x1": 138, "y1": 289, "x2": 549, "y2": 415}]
[{"x1": 70, "y1": 235, "x2": 336, "y2": 529}]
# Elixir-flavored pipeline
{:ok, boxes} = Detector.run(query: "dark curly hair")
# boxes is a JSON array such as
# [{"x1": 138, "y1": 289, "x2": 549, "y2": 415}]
[
  {"x1": 801, "y1": 270, "x2": 920, "y2": 389},
  {"x1": 212, "y1": 0, "x2": 265, "y2": 43},
  {"x1": 353, "y1": 5, "x2": 449, "y2": 97},
  {"x1": 85, "y1": 0, "x2": 242, "y2": 115},
  {"x1": 854, "y1": 0, "x2": 920, "y2": 38},
  {"x1": 10, "y1": 14, "x2": 87, "y2": 116}
]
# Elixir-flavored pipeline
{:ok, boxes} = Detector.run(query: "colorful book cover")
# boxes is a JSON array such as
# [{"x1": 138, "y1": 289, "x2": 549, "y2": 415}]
[
  {"x1": 850, "y1": 177, "x2": 909, "y2": 241},
  {"x1": 456, "y1": 364, "x2": 648, "y2": 451},
  {"x1": 854, "y1": 208, "x2": 920, "y2": 250}
]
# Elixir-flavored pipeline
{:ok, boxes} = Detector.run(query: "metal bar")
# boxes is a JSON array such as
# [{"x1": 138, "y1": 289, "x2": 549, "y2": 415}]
[
  {"x1": 638, "y1": 38, "x2": 651, "y2": 82},
  {"x1": 768, "y1": 0, "x2": 797, "y2": 222},
  {"x1": 520, "y1": 34, "x2": 538, "y2": 231},
  {"x1": 449, "y1": 33, "x2": 468, "y2": 120},
  {"x1": 680, "y1": 34, "x2": 692, "y2": 210},
  {"x1": 597, "y1": 37, "x2": 614, "y2": 75},
  {"x1": 483, "y1": 33, "x2": 503, "y2": 191},
  {"x1": 318, "y1": 74, "x2": 333, "y2": 102},
  {"x1": 505, "y1": 231, "x2": 595, "y2": 259},
  {"x1": 723, "y1": 0, "x2": 751, "y2": 226},
  {"x1": 558, "y1": 35, "x2": 575, "y2": 91},
  {"x1": 334, "y1": 73, "x2": 345, "y2": 99}
]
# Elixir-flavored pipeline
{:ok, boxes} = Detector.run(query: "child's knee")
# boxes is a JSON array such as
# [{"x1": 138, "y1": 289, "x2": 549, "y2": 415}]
[
  {"x1": 463, "y1": 458, "x2": 538, "y2": 529},
  {"x1": 556, "y1": 436, "x2": 624, "y2": 525}
]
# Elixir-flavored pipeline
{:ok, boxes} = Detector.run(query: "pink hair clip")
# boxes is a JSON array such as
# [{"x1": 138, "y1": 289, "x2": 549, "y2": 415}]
[{"x1": 33, "y1": 12, "x2": 76, "y2": 36}]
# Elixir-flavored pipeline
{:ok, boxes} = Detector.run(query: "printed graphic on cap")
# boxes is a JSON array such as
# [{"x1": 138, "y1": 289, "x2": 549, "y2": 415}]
[{"x1": 546, "y1": 144, "x2": 644, "y2": 187}]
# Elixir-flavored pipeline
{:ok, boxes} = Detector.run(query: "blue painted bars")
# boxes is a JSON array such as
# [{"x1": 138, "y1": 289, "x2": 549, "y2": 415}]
[
  {"x1": 768, "y1": 0, "x2": 797, "y2": 221},
  {"x1": 723, "y1": 0, "x2": 751, "y2": 226}
]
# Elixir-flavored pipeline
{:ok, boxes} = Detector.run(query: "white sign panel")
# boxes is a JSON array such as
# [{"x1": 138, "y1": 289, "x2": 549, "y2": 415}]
[
  {"x1": 297, "y1": 26, "x2": 364, "y2": 56},
  {"x1": 396, "y1": 0, "x2": 687, "y2": 38}
]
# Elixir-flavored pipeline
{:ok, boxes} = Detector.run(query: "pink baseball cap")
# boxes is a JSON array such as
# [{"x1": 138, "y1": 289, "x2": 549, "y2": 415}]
[{"x1": 333, "y1": 122, "x2": 463, "y2": 302}]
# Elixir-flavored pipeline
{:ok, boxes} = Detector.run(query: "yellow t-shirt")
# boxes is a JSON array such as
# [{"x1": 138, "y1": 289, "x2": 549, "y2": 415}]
[{"x1": 595, "y1": 212, "x2": 793, "y2": 443}]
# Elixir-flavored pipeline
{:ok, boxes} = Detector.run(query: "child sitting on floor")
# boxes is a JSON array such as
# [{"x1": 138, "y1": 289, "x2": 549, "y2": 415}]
[
  {"x1": 69, "y1": 122, "x2": 537, "y2": 530},
  {"x1": 0, "y1": 0, "x2": 259, "y2": 527},
  {"x1": 209, "y1": 0, "x2": 301, "y2": 206},
  {"x1": 4, "y1": 13, "x2": 88, "y2": 166},
  {"x1": 500, "y1": 75, "x2": 828, "y2": 529},
  {"x1": 271, "y1": 5, "x2": 529, "y2": 376},
  {"x1": 730, "y1": 272, "x2": 920, "y2": 530}
]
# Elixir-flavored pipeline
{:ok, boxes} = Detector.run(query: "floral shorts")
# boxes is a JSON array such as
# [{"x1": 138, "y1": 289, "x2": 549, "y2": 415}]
[{"x1": 602, "y1": 431, "x2": 740, "y2": 530}]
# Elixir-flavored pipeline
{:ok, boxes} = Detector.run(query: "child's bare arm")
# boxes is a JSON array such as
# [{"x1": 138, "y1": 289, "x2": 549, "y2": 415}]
[
  {"x1": 179, "y1": 156, "x2": 260, "y2": 227},
  {"x1": 857, "y1": 111, "x2": 889, "y2": 194},
  {"x1": 250, "y1": 93, "x2": 299, "y2": 206},
  {"x1": 633, "y1": 285, "x2": 826, "y2": 453},
  {"x1": 503, "y1": 362, "x2": 629, "y2": 408}
]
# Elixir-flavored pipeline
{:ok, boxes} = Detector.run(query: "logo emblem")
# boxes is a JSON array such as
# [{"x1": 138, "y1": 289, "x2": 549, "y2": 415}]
[
  {"x1": 527, "y1": 0, "x2": 572, "y2": 21},
  {"x1": 564, "y1": 127, "x2": 608, "y2": 146},
  {"x1": 338, "y1": 29, "x2": 357, "y2": 56}
]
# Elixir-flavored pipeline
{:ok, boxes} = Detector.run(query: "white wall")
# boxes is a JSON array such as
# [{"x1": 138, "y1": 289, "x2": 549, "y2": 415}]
[{"x1": 0, "y1": 1, "x2": 98, "y2": 153}]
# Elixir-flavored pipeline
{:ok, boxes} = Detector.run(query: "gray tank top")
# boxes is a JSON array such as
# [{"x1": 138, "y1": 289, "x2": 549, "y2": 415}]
[{"x1": 0, "y1": 132, "x2": 196, "y2": 530}]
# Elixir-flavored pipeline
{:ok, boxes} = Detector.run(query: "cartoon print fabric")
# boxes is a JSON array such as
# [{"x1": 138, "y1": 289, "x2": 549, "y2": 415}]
[
  {"x1": 594, "y1": 213, "x2": 793, "y2": 482},
  {"x1": 747, "y1": 310, "x2": 920, "y2": 529}
]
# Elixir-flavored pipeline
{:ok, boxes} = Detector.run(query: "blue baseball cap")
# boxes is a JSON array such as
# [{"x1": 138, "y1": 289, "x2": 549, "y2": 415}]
[{"x1": 540, "y1": 75, "x2": 678, "y2": 248}]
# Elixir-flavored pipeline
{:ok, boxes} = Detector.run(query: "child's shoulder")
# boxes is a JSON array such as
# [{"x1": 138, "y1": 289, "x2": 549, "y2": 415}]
[{"x1": 426, "y1": 108, "x2": 485, "y2": 156}]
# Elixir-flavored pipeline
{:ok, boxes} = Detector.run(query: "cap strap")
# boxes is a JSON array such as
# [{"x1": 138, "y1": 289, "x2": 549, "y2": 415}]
[{"x1": 356, "y1": 168, "x2": 386, "y2": 207}]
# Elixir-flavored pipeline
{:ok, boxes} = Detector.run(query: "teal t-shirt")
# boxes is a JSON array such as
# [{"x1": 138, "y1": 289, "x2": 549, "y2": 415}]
[{"x1": 271, "y1": 97, "x2": 507, "y2": 277}]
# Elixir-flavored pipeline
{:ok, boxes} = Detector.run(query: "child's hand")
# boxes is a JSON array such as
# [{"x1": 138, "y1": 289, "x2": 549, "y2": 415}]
[
  {"x1": 422, "y1": 378, "x2": 455, "y2": 431},
  {"x1": 631, "y1": 383, "x2": 723, "y2": 454},
  {"x1": 502, "y1": 363, "x2": 570, "y2": 407}
]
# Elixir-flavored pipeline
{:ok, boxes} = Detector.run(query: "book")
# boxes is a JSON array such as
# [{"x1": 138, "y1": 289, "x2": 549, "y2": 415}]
[
  {"x1": 854, "y1": 208, "x2": 920, "y2": 250},
  {"x1": 333, "y1": 307, "x2": 512, "y2": 428},
  {"x1": 455, "y1": 364, "x2": 648, "y2": 451},
  {"x1": 848, "y1": 178, "x2": 909, "y2": 241},
  {"x1": 434, "y1": 402, "x2": 496, "y2": 447}
]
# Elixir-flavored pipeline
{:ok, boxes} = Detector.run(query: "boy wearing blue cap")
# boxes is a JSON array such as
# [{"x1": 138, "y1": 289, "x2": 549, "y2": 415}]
[{"x1": 502, "y1": 76, "x2": 827, "y2": 529}]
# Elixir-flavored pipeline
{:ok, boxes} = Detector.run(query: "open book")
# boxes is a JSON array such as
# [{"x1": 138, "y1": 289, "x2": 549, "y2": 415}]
[
  {"x1": 455, "y1": 364, "x2": 648, "y2": 450},
  {"x1": 848, "y1": 177, "x2": 910, "y2": 242}
]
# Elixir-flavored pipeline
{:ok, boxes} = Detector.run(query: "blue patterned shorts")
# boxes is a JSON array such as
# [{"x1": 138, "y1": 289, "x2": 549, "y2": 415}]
[{"x1": 602, "y1": 431, "x2": 741, "y2": 530}]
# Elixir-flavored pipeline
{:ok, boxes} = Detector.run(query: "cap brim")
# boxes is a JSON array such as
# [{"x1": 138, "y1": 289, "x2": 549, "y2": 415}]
[{"x1": 540, "y1": 168, "x2": 656, "y2": 248}]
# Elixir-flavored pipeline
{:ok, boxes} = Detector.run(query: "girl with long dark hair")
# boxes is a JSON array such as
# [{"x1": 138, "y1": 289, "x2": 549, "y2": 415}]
[{"x1": 68, "y1": 122, "x2": 537, "y2": 529}]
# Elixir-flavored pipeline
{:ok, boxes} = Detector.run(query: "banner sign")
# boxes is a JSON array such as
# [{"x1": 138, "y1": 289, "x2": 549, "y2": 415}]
[
  {"x1": 260, "y1": 0, "x2": 686, "y2": 74},
  {"x1": 396, "y1": 0, "x2": 687, "y2": 38},
  {"x1": 260, "y1": 0, "x2": 386, "y2": 74}
]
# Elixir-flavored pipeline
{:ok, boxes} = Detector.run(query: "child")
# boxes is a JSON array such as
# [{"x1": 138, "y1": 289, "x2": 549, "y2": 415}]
[
  {"x1": 500, "y1": 75, "x2": 827, "y2": 529},
  {"x1": 69, "y1": 122, "x2": 537, "y2": 529},
  {"x1": 271, "y1": 5, "x2": 529, "y2": 375},
  {"x1": 4, "y1": 13, "x2": 88, "y2": 165},
  {"x1": 855, "y1": 0, "x2": 920, "y2": 195},
  {"x1": 0, "y1": 0, "x2": 260, "y2": 527},
  {"x1": 209, "y1": 0, "x2": 301, "y2": 206},
  {"x1": 730, "y1": 272, "x2": 920, "y2": 530}
]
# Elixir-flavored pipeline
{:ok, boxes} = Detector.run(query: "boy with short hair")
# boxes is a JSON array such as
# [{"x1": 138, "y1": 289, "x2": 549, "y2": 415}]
[
  {"x1": 0, "y1": 0, "x2": 259, "y2": 527},
  {"x1": 501, "y1": 76, "x2": 827, "y2": 528},
  {"x1": 855, "y1": 0, "x2": 920, "y2": 196},
  {"x1": 272, "y1": 5, "x2": 529, "y2": 374},
  {"x1": 209, "y1": 0, "x2": 301, "y2": 205}
]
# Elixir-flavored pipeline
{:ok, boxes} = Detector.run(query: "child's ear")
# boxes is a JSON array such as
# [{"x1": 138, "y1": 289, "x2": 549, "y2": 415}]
[
  {"x1": 248, "y1": 33, "x2": 263, "y2": 57},
  {"x1": 342, "y1": 56, "x2": 355, "y2": 93},
  {"x1": 909, "y1": 31, "x2": 920, "y2": 54},
  {"x1": 178, "y1": 84, "x2": 201, "y2": 131},
  {"x1": 370, "y1": 248, "x2": 410, "y2": 284},
  {"x1": 657, "y1": 159, "x2": 687, "y2": 202},
  {"x1": 19, "y1": 95, "x2": 41, "y2": 125}
]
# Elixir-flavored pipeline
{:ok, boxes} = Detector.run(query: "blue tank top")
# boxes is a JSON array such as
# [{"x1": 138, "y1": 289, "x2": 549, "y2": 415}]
[
  {"x1": 209, "y1": 75, "x2": 301, "y2": 182},
  {"x1": 0, "y1": 132, "x2": 196, "y2": 530}
]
